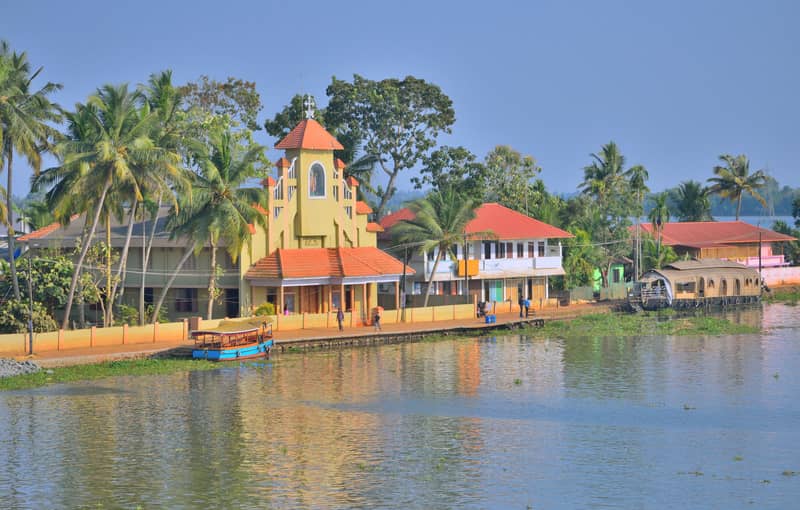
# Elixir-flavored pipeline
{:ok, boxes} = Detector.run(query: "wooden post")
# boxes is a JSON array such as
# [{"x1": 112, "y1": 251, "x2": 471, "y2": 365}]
[
  {"x1": 57, "y1": 329, "x2": 64, "y2": 351},
  {"x1": 182, "y1": 319, "x2": 188, "y2": 341},
  {"x1": 153, "y1": 322, "x2": 159, "y2": 343},
  {"x1": 122, "y1": 323, "x2": 128, "y2": 345},
  {"x1": 90, "y1": 326, "x2": 96, "y2": 348}
]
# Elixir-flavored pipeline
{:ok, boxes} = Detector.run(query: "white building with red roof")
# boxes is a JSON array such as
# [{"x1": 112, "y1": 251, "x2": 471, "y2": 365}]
[{"x1": 380, "y1": 203, "x2": 573, "y2": 306}]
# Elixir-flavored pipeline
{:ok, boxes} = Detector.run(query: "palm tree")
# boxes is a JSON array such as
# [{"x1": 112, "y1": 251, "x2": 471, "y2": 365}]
[
  {"x1": 626, "y1": 165, "x2": 649, "y2": 280},
  {"x1": 391, "y1": 187, "x2": 481, "y2": 307},
  {"x1": 707, "y1": 154, "x2": 768, "y2": 220},
  {"x1": 674, "y1": 180, "x2": 712, "y2": 222},
  {"x1": 35, "y1": 84, "x2": 180, "y2": 329},
  {"x1": 579, "y1": 142, "x2": 627, "y2": 210},
  {"x1": 648, "y1": 192, "x2": 670, "y2": 263},
  {"x1": 0, "y1": 41, "x2": 62, "y2": 299},
  {"x1": 153, "y1": 128, "x2": 266, "y2": 321}
]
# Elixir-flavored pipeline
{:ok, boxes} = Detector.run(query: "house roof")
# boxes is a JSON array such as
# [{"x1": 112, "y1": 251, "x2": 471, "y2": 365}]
[
  {"x1": 379, "y1": 202, "x2": 573, "y2": 240},
  {"x1": 275, "y1": 119, "x2": 344, "y2": 151},
  {"x1": 635, "y1": 221, "x2": 796, "y2": 248},
  {"x1": 356, "y1": 201, "x2": 373, "y2": 215},
  {"x1": 245, "y1": 247, "x2": 413, "y2": 280}
]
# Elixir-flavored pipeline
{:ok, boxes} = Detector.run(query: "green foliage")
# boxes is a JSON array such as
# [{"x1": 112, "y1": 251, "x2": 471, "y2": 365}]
[
  {"x1": 772, "y1": 220, "x2": 800, "y2": 266},
  {"x1": 254, "y1": 302, "x2": 276, "y2": 316},
  {"x1": 114, "y1": 304, "x2": 139, "y2": 326},
  {"x1": 146, "y1": 304, "x2": 168, "y2": 324},
  {"x1": 707, "y1": 154, "x2": 768, "y2": 220},
  {"x1": 484, "y1": 145, "x2": 541, "y2": 209},
  {"x1": 325, "y1": 74, "x2": 455, "y2": 218},
  {"x1": 264, "y1": 93, "x2": 324, "y2": 141},
  {"x1": 179, "y1": 75, "x2": 263, "y2": 131},
  {"x1": 413, "y1": 145, "x2": 487, "y2": 202},
  {"x1": 671, "y1": 180, "x2": 712, "y2": 221},
  {"x1": 0, "y1": 358, "x2": 222, "y2": 391},
  {"x1": 0, "y1": 254, "x2": 73, "y2": 314},
  {"x1": 562, "y1": 228, "x2": 600, "y2": 288},
  {"x1": 0, "y1": 299, "x2": 57, "y2": 333}
]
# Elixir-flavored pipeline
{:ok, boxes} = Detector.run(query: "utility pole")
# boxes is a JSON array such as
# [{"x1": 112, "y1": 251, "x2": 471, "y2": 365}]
[
  {"x1": 26, "y1": 258, "x2": 35, "y2": 355},
  {"x1": 400, "y1": 246, "x2": 408, "y2": 322},
  {"x1": 758, "y1": 231, "x2": 763, "y2": 293}
]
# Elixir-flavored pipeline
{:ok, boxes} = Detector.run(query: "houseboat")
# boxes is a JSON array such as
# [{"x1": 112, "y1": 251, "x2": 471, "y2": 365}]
[
  {"x1": 628, "y1": 259, "x2": 761, "y2": 311},
  {"x1": 191, "y1": 320, "x2": 274, "y2": 361}
]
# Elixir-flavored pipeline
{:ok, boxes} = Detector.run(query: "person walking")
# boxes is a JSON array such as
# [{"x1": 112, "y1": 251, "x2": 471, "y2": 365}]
[
  {"x1": 336, "y1": 307, "x2": 345, "y2": 331},
  {"x1": 373, "y1": 308, "x2": 382, "y2": 331},
  {"x1": 518, "y1": 295, "x2": 525, "y2": 318}
]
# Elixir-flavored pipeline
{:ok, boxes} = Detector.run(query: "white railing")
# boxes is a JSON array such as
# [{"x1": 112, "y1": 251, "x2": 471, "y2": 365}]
[
  {"x1": 480, "y1": 256, "x2": 564, "y2": 272},
  {"x1": 288, "y1": 185, "x2": 296, "y2": 201},
  {"x1": 287, "y1": 157, "x2": 297, "y2": 179},
  {"x1": 343, "y1": 179, "x2": 353, "y2": 200},
  {"x1": 273, "y1": 177, "x2": 283, "y2": 200}
]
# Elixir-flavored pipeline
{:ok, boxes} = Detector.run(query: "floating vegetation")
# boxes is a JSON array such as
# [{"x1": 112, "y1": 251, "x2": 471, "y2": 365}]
[
  {"x1": 763, "y1": 286, "x2": 800, "y2": 305},
  {"x1": 734, "y1": 455, "x2": 743, "y2": 461},
  {"x1": 782, "y1": 470, "x2": 798, "y2": 477},
  {"x1": 514, "y1": 378, "x2": 522, "y2": 385}
]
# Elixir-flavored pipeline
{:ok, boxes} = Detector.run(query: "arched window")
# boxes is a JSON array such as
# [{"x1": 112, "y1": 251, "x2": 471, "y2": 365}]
[{"x1": 309, "y1": 163, "x2": 325, "y2": 198}]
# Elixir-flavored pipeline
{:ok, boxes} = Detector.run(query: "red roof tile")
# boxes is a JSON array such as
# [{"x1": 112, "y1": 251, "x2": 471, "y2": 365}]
[
  {"x1": 275, "y1": 119, "x2": 344, "y2": 150},
  {"x1": 346, "y1": 176, "x2": 359, "y2": 187},
  {"x1": 379, "y1": 203, "x2": 573, "y2": 240},
  {"x1": 334, "y1": 158, "x2": 347, "y2": 169},
  {"x1": 366, "y1": 222, "x2": 384, "y2": 232},
  {"x1": 635, "y1": 221, "x2": 796, "y2": 247},
  {"x1": 245, "y1": 247, "x2": 412, "y2": 279},
  {"x1": 260, "y1": 176, "x2": 276, "y2": 187},
  {"x1": 356, "y1": 201, "x2": 373, "y2": 215},
  {"x1": 18, "y1": 215, "x2": 80, "y2": 242},
  {"x1": 275, "y1": 157, "x2": 291, "y2": 168}
]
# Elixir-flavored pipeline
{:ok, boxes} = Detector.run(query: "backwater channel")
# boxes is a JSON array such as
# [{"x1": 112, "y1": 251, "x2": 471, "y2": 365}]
[{"x1": 1, "y1": 304, "x2": 799, "y2": 509}]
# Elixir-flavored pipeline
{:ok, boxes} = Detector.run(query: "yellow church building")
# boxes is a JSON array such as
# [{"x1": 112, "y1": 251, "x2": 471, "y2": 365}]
[{"x1": 239, "y1": 113, "x2": 411, "y2": 324}]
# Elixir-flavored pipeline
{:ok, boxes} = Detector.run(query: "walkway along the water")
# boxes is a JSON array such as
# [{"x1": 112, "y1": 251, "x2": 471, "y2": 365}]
[{"x1": 23, "y1": 302, "x2": 613, "y2": 367}]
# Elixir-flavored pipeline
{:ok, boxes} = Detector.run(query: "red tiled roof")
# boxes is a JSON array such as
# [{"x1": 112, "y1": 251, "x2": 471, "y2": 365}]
[
  {"x1": 260, "y1": 176, "x2": 276, "y2": 187},
  {"x1": 275, "y1": 157, "x2": 291, "y2": 168},
  {"x1": 18, "y1": 214, "x2": 80, "y2": 242},
  {"x1": 356, "y1": 201, "x2": 373, "y2": 215},
  {"x1": 245, "y1": 247, "x2": 413, "y2": 279},
  {"x1": 334, "y1": 158, "x2": 347, "y2": 169},
  {"x1": 346, "y1": 176, "x2": 359, "y2": 187},
  {"x1": 366, "y1": 222, "x2": 384, "y2": 232},
  {"x1": 635, "y1": 221, "x2": 796, "y2": 247},
  {"x1": 379, "y1": 203, "x2": 573, "y2": 240},
  {"x1": 275, "y1": 119, "x2": 344, "y2": 150}
]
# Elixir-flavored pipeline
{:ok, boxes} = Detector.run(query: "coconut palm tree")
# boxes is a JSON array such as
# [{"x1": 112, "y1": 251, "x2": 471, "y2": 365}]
[
  {"x1": 648, "y1": 192, "x2": 670, "y2": 263},
  {"x1": 391, "y1": 187, "x2": 482, "y2": 307},
  {"x1": 152, "y1": 128, "x2": 266, "y2": 321},
  {"x1": 579, "y1": 142, "x2": 627, "y2": 210},
  {"x1": 625, "y1": 164, "x2": 649, "y2": 280},
  {"x1": 35, "y1": 84, "x2": 180, "y2": 329},
  {"x1": 674, "y1": 180, "x2": 712, "y2": 222},
  {"x1": 707, "y1": 154, "x2": 768, "y2": 220},
  {"x1": 0, "y1": 41, "x2": 62, "y2": 299}
]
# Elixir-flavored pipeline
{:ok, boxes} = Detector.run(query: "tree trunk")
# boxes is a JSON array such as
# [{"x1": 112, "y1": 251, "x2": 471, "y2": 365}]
[
  {"x1": 104, "y1": 212, "x2": 112, "y2": 327},
  {"x1": 6, "y1": 150, "x2": 20, "y2": 300},
  {"x1": 139, "y1": 196, "x2": 161, "y2": 325},
  {"x1": 61, "y1": 177, "x2": 112, "y2": 330},
  {"x1": 207, "y1": 243, "x2": 217, "y2": 320},
  {"x1": 423, "y1": 248, "x2": 443, "y2": 308},
  {"x1": 151, "y1": 244, "x2": 194, "y2": 323},
  {"x1": 736, "y1": 193, "x2": 742, "y2": 221},
  {"x1": 111, "y1": 202, "x2": 137, "y2": 309},
  {"x1": 374, "y1": 166, "x2": 399, "y2": 220}
]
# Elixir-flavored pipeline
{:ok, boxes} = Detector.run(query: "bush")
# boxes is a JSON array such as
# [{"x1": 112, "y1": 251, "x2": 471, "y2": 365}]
[
  {"x1": 253, "y1": 302, "x2": 276, "y2": 316},
  {"x1": 146, "y1": 304, "x2": 169, "y2": 324},
  {"x1": 114, "y1": 304, "x2": 139, "y2": 326},
  {"x1": 0, "y1": 300, "x2": 57, "y2": 333}
]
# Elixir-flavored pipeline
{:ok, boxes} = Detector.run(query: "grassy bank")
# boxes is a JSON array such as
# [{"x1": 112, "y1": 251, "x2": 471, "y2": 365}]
[
  {"x1": 523, "y1": 312, "x2": 759, "y2": 339},
  {"x1": 763, "y1": 286, "x2": 800, "y2": 305},
  {"x1": 0, "y1": 358, "x2": 223, "y2": 392}
]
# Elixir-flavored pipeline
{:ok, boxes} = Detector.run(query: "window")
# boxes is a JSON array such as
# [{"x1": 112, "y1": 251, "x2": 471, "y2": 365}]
[
  {"x1": 175, "y1": 288, "x2": 197, "y2": 313},
  {"x1": 144, "y1": 287, "x2": 154, "y2": 305},
  {"x1": 309, "y1": 163, "x2": 325, "y2": 197},
  {"x1": 528, "y1": 241, "x2": 535, "y2": 258},
  {"x1": 497, "y1": 242, "x2": 505, "y2": 258},
  {"x1": 506, "y1": 242, "x2": 514, "y2": 258},
  {"x1": 427, "y1": 249, "x2": 435, "y2": 262},
  {"x1": 484, "y1": 241, "x2": 492, "y2": 259},
  {"x1": 676, "y1": 281, "x2": 696, "y2": 293},
  {"x1": 517, "y1": 243, "x2": 524, "y2": 258},
  {"x1": 538, "y1": 242, "x2": 545, "y2": 257}
]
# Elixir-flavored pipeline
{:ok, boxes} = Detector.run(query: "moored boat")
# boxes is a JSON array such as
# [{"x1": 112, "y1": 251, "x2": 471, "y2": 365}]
[{"x1": 191, "y1": 320, "x2": 274, "y2": 361}]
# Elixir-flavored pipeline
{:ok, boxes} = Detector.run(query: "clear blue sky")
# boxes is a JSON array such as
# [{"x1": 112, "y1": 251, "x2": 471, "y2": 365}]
[{"x1": 3, "y1": 0, "x2": 799, "y2": 197}]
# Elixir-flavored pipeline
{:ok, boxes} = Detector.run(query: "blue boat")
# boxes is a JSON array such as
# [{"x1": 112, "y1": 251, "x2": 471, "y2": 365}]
[{"x1": 191, "y1": 321, "x2": 274, "y2": 361}]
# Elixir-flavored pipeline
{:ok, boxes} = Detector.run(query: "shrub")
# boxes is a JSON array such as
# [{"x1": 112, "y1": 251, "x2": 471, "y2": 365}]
[
  {"x1": 0, "y1": 300, "x2": 58, "y2": 333},
  {"x1": 114, "y1": 304, "x2": 139, "y2": 326},
  {"x1": 254, "y1": 302, "x2": 276, "y2": 316}
]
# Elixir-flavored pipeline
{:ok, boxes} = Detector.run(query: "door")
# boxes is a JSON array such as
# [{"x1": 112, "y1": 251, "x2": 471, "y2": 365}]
[{"x1": 225, "y1": 288, "x2": 239, "y2": 318}]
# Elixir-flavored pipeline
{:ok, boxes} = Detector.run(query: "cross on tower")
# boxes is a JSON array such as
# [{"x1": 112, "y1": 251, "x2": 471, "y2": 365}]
[{"x1": 303, "y1": 95, "x2": 315, "y2": 119}]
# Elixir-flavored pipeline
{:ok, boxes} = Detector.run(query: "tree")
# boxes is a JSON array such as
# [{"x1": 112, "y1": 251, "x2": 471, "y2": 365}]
[
  {"x1": 179, "y1": 75, "x2": 262, "y2": 132},
  {"x1": 154, "y1": 128, "x2": 266, "y2": 321},
  {"x1": 579, "y1": 141, "x2": 629, "y2": 218},
  {"x1": 561, "y1": 228, "x2": 602, "y2": 288},
  {"x1": 0, "y1": 40, "x2": 62, "y2": 299},
  {"x1": 16, "y1": 195, "x2": 54, "y2": 231},
  {"x1": 390, "y1": 188, "x2": 480, "y2": 307},
  {"x1": 707, "y1": 154, "x2": 768, "y2": 220},
  {"x1": 484, "y1": 145, "x2": 541, "y2": 212},
  {"x1": 412, "y1": 145, "x2": 487, "y2": 202},
  {"x1": 0, "y1": 254, "x2": 73, "y2": 318},
  {"x1": 626, "y1": 165, "x2": 649, "y2": 280},
  {"x1": 324, "y1": 74, "x2": 455, "y2": 219},
  {"x1": 673, "y1": 180, "x2": 712, "y2": 222},
  {"x1": 264, "y1": 93, "x2": 325, "y2": 141},
  {"x1": 648, "y1": 192, "x2": 670, "y2": 263},
  {"x1": 641, "y1": 233, "x2": 678, "y2": 271},
  {"x1": 35, "y1": 84, "x2": 180, "y2": 330}
]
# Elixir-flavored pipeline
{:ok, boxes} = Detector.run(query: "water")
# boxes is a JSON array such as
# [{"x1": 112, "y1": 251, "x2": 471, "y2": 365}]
[{"x1": 1, "y1": 305, "x2": 799, "y2": 509}]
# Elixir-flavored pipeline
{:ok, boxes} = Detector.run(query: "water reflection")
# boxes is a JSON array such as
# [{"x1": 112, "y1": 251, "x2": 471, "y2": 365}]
[{"x1": 1, "y1": 304, "x2": 799, "y2": 508}]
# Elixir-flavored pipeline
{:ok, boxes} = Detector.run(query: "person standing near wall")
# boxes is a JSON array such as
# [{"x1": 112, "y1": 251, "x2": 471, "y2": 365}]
[{"x1": 336, "y1": 307, "x2": 345, "y2": 331}]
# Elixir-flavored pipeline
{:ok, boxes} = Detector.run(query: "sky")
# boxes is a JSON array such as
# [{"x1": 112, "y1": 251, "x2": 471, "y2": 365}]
[{"x1": 3, "y1": 0, "x2": 799, "y2": 198}]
